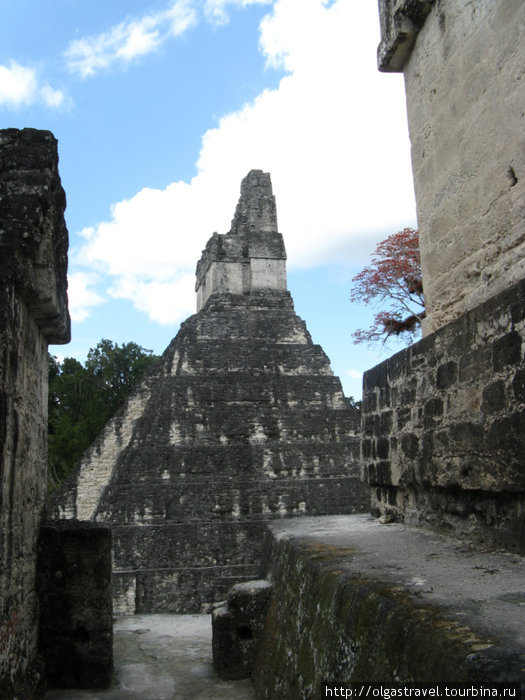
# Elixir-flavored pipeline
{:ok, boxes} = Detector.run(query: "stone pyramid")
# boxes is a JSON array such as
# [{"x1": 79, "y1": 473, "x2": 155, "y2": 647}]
[{"x1": 51, "y1": 171, "x2": 367, "y2": 613}]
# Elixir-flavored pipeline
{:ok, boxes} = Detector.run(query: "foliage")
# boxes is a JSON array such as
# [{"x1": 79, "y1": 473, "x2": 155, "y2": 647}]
[
  {"x1": 350, "y1": 228, "x2": 425, "y2": 345},
  {"x1": 346, "y1": 396, "x2": 362, "y2": 411},
  {"x1": 48, "y1": 339, "x2": 159, "y2": 490}
]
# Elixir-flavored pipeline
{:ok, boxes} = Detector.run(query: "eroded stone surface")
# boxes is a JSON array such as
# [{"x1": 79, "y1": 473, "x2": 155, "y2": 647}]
[
  {"x1": 212, "y1": 579, "x2": 273, "y2": 680},
  {"x1": 377, "y1": 0, "x2": 432, "y2": 72},
  {"x1": 38, "y1": 521, "x2": 113, "y2": 690}
]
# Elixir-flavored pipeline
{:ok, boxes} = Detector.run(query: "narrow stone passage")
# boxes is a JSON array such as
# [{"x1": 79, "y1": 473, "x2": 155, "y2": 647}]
[{"x1": 44, "y1": 614, "x2": 255, "y2": 700}]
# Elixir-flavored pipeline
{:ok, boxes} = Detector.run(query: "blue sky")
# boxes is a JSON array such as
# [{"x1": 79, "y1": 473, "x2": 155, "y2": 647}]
[{"x1": 1, "y1": 0, "x2": 417, "y2": 399}]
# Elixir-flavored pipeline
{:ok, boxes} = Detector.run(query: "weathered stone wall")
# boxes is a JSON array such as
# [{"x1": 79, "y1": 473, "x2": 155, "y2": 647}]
[
  {"x1": 378, "y1": 0, "x2": 525, "y2": 334},
  {"x1": 38, "y1": 521, "x2": 113, "y2": 689},
  {"x1": 0, "y1": 128, "x2": 70, "y2": 697},
  {"x1": 361, "y1": 277, "x2": 525, "y2": 552}
]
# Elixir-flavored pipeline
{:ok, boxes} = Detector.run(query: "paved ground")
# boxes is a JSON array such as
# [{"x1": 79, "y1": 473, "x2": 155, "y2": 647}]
[{"x1": 43, "y1": 614, "x2": 255, "y2": 700}]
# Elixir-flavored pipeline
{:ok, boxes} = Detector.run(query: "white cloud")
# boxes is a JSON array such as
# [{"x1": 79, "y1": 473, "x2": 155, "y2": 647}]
[
  {"x1": 65, "y1": 0, "x2": 197, "y2": 77},
  {"x1": 108, "y1": 275, "x2": 196, "y2": 325},
  {"x1": 78, "y1": 180, "x2": 216, "y2": 278},
  {"x1": 0, "y1": 61, "x2": 66, "y2": 109},
  {"x1": 76, "y1": 0, "x2": 416, "y2": 325},
  {"x1": 0, "y1": 62, "x2": 37, "y2": 107},
  {"x1": 204, "y1": 0, "x2": 273, "y2": 25},
  {"x1": 40, "y1": 84, "x2": 66, "y2": 108},
  {"x1": 345, "y1": 369, "x2": 363, "y2": 380},
  {"x1": 68, "y1": 272, "x2": 105, "y2": 322}
]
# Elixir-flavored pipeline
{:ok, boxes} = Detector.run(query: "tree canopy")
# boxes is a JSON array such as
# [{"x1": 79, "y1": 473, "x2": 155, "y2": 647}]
[
  {"x1": 350, "y1": 227, "x2": 425, "y2": 345},
  {"x1": 48, "y1": 339, "x2": 160, "y2": 489}
]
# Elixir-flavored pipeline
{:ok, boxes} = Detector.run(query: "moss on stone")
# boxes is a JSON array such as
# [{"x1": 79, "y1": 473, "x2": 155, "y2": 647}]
[{"x1": 253, "y1": 532, "x2": 518, "y2": 699}]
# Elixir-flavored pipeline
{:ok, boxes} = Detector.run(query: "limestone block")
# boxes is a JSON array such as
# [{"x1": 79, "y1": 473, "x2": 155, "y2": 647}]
[
  {"x1": 377, "y1": 0, "x2": 433, "y2": 72},
  {"x1": 212, "y1": 580, "x2": 273, "y2": 680},
  {"x1": 250, "y1": 257, "x2": 286, "y2": 291}
]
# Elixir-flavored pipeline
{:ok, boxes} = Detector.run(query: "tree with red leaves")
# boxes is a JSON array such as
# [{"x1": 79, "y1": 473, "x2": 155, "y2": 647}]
[{"x1": 350, "y1": 227, "x2": 425, "y2": 344}]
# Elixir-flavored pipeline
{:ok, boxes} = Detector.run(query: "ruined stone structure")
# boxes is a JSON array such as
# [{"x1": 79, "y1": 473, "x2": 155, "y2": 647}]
[
  {"x1": 212, "y1": 579, "x2": 273, "y2": 681},
  {"x1": 379, "y1": 0, "x2": 524, "y2": 334},
  {"x1": 0, "y1": 129, "x2": 70, "y2": 697},
  {"x1": 51, "y1": 170, "x2": 367, "y2": 614},
  {"x1": 362, "y1": 1, "x2": 525, "y2": 546}
]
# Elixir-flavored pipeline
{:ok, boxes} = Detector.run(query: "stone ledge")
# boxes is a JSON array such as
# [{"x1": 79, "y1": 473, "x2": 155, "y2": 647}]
[
  {"x1": 253, "y1": 515, "x2": 525, "y2": 697},
  {"x1": 0, "y1": 127, "x2": 70, "y2": 343},
  {"x1": 377, "y1": 0, "x2": 433, "y2": 72},
  {"x1": 199, "y1": 290, "x2": 294, "y2": 313}
]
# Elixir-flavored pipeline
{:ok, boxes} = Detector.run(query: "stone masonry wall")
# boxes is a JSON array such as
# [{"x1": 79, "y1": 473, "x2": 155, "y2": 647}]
[
  {"x1": 361, "y1": 277, "x2": 525, "y2": 553},
  {"x1": 0, "y1": 128, "x2": 70, "y2": 697},
  {"x1": 378, "y1": 0, "x2": 525, "y2": 334},
  {"x1": 53, "y1": 371, "x2": 161, "y2": 522}
]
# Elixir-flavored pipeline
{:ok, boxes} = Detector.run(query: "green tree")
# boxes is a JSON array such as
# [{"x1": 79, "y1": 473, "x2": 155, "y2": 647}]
[
  {"x1": 48, "y1": 340, "x2": 159, "y2": 489},
  {"x1": 346, "y1": 396, "x2": 362, "y2": 411}
]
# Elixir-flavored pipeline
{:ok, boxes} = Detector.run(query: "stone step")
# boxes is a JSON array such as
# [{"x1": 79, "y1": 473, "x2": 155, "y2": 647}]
[
  {"x1": 169, "y1": 341, "x2": 334, "y2": 376},
  {"x1": 176, "y1": 307, "x2": 311, "y2": 343},
  {"x1": 113, "y1": 566, "x2": 262, "y2": 614},
  {"x1": 102, "y1": 441, "x2": 360, "y2": 484},
  {"x1": 141, "y1": 374, "x2": 349, "y2": 409},
  {"x1": 126, "y1": 412, "x2": 358, "y2": 447},
  {"x1": 98, "y1": 475, "x2": 366, "y2": 524}
]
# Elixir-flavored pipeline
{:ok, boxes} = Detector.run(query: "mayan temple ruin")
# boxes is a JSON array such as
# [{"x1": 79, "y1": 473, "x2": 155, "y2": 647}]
[{"x1": 50, "y1": 169, "x2": 368, "y2": 614}]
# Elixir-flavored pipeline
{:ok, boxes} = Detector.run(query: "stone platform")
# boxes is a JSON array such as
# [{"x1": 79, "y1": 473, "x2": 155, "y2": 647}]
[{"x1": 252, "y1": 515, "x2": 525, "y2": 696}]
